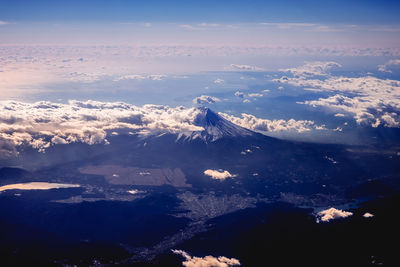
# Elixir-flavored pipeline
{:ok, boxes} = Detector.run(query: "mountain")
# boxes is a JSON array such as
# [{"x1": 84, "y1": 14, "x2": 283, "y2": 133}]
[
  {"x1": 1, "y1": 107, "x2": 400, "y2": 267},
  {"x1": 179, "y1": 107, "x2": 255, "y2": 142}
]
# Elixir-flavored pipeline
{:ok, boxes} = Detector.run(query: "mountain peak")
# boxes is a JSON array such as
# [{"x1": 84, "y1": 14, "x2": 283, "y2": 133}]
[
  {"x1": 187, "y1": 107, "x2": 254, "y2": 142},
  {"x1": 193, "y1": 107, "x2": 221, "y2": 127}
]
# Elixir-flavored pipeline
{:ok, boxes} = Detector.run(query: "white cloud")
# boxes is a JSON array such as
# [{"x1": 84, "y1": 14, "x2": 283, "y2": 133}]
[
  {"x1": 204, "y1": 169, "x2": 236, "y2": 180},
  {"x1": 234, "y1": 91, "x2": 244, "y2": 98},
  {"x1": 0, "y1": 21, "x2": 10, "y2": 25},
  {"x1": 193, "y1": 95, "x2": 222, "y2": 105},
  {"x1": 247, "y1": 93, "x2": 263, "y2": 98},
  {"x1": 363, "y1": 212, "x2": 374, "y2": 218},
  {"x1": 68, "y1": 71, "x2": 104, "y2": 83},
  {"x1": 214, "y1": 78, "x2": 224, "y2": 84},
  {"x1": 172, "y1": 249, "x2": 241, "y2": 267},
  {"x1": 301, "y1": 94, "x2": 400, "y2": 127},
  {"x1": 0, "y1": 182, "x2": 80, "y2": 192},
  {"x1": 378, "y1": 59, "x2": 400, "y2": 73},
  {"x1": 260, "y1": 22, "x2": 317, "y2": 29},
  {"x1": 316, "y1": 207, "x2": 353, "y2": 223},
  {"x1": 280, "y1": 61, "x2": 342, "y2": 77},
  {"x1": 0, "y1": 100, "x2": 205, "y2": 154},
  {"x1": 243, "y1": 99, "x2": 251, "y2": 103},
  {"x1": 230, "y1": 64, "x2": 263, "y2": 71},
  {"x1": 179, "y1": 24, "x2": 196, "y2": 30},
  {"x1": 113, "y1": 74, "x2": 167, "y2": 81},
  {"x1": 127, "y1": 189, "x2": 144, "y2": 195},
  {"x1": 241, "y1": 149, "x2": 252, "y2": 155},
  {"x1": 334, "y1": 113, "x2": 345, "y2": 117},
  {"x1": 198, "y1": 23, "x2": 220, "y2": 27},
  {"x1": 275, "y1": 62, "x2": 400, "y2": 128},
  {"x1": 219, "y1": 112, "x2": 322, "y2": 133}
]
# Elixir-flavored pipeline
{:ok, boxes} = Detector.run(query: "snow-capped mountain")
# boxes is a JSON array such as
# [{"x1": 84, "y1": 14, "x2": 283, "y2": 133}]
[{"x1": 179, "y1": 107, "x2": 255, "y2": 142}]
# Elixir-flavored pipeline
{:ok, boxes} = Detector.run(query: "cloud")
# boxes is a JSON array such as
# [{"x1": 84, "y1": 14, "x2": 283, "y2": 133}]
[
  {"x1": 260, "y1": 22, "x2": 317, "y2": 29},
  {"x1": 193, "y1": 95, "x2": 222, "y2": 105},
  {"x1": 0, "y1": 182, "x2": 80, "y2": 192},
  {"x1": 280, "y1": 61, "x2": 342, "y2": 77},
  {"x1": 301, "y1": 94, "x2": 400, "y2": 127},
  {"x1": 204, "y1": 169, "x2": 236, "y2": 180},
  {"x1": 243, "y1": 99, "x2": 251, "y2": 103},
  {"x1": 275, "y1": 62, "x2": 400, "y2": 128},
  {"x1": 214, "y1": 78, "x2": 224, "y2": 84},
  {"x1": 247, "y1": 93, "x2": 263, "y2": 98},
  {"x1": 1, "y1": 46, "x2": 400, "y2": 99},
  {"x1": 113, "y1": 74, "x2": 167, "y2": 81},
  {"x1": 172, "y1": 249, "x2": 241, "y2": 267},
  {"x1": 0, "y1": 100, "x2": 205, "y2": 154},
  {"x1": 378, "y1": 59, "x2": 400, "y2": 73},
  {"x1": 179, "y1": 24, "x2": 197, "y2": 30},
  {"x1": 0, "y1": 21, "x2": 10, "y2": 25},
  {"x1": 219, "y1": 112, "x2": 323, "y2": 133},
  {"x1": 334, "y1": 113, "x2": 345, "y2": 117},
  {"x1": 234, "y1": 91, "x2": 244, "y2": 98},
  {"x1": 127, "y1": 189, "x2": 144, "y2": 195},
  {"x1": 363, "y1": 212, "x2": 374, "y2": 218},
  {"x1": 316, "y1": 207, "x2": 353, "y2": 223},
  {"x1": 68, "y1": 71, "x2": 104, "y2": 83},
  {"x1": 0, "y1": 99, "x2": 330, "y2": 156},
  {"x1": 230, "y1": 64, "x2": 263, "y2": 71},
  {"x1": 198, "y1": 23, "x2": 220, "y2": 27}
]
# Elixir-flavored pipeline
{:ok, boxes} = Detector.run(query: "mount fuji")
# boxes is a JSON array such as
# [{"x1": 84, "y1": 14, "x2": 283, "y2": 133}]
[{"x1": 178, "y1": 107, "x2": 255, "y2": 142}]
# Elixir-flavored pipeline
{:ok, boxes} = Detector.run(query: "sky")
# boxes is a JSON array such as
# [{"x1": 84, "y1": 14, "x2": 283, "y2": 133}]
[
  {"x1": 1, "y1": 0, "x2": 400, "y2": 24},
  {"x1": 1, "y1": 0, "x2": 400, "y2": 45},
  {"x1": 0, "y1": 0, "x2": 400, "y2": 147}
]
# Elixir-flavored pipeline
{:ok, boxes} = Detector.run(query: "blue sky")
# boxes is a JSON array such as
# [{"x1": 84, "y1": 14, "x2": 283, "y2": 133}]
[
  {"x1": 1, "y1": 0, "x2": 399, "y2": 45},
  {"x1": 1, "y1": 0, "x2": 400, "y2": 24}
]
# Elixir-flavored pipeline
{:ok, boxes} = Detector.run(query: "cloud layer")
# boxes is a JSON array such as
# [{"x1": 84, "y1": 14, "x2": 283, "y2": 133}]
[
  {"x1": 0, "y1": 99, "x2": 337, "y2": 156},
  {"x1": 230, "y1": 64, "x2": 263, "y2": 71},
  {"x1": 275, "y1": 61, "x2": 400, "y2": 127},
  {"x1": 172, "y1": 249, "x2": 241, "y2": 267},
  {"x1": 280, "y1": 61, "x2": 341, "y2": 77},
  {"x1": 0, "y1": 100, "x2": 204, "y2": 154},
  {"x1": 219, "y1": 112, "x2": 322, "y2": 133}
]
